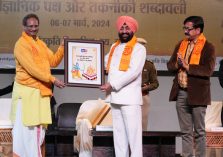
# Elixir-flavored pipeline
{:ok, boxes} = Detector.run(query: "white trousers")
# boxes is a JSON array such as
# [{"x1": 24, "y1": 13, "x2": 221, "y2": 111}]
[
  {"x1": 12, "y1": 100, "x2": 45, "y2": 157},
  {"x1": 111, "y1": 104, "x2": 142, "y2": 157},
  {"x1": 142, "y1": 95, "x2": 150, "y2": 131}
]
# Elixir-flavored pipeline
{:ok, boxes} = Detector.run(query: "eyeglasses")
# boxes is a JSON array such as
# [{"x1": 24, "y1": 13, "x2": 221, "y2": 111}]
[
  {"x1": 26, "y1": 25, "x2": 39, "y2": 29},
  {"x1": 183, "y1": 26, "x2": 194, "y2": 32}
]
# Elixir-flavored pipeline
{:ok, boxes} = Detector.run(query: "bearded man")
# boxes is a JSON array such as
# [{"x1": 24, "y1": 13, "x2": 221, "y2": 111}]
[{"x1": 100, "y1": 15, "x2": 146, "y2": 157}]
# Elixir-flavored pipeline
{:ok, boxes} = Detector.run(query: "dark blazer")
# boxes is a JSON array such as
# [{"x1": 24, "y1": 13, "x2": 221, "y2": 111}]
[
  {"x1": 142, "y1": 60, "x2": 159, "y2": 95},
  {"x1": 219, "y1": 59, "x2": 223, "y2": 88},
  {"x1": 167, "y1": 40, "x2": 216, "y2": 106}
]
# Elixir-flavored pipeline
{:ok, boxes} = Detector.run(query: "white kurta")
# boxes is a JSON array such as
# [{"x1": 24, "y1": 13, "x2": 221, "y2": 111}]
[
  {"x1": 105, "y1": 42, "x2": 146, "y2": 157},
  {"x1": 106, "y1": 43, "x2": 146, "y2": 105}
]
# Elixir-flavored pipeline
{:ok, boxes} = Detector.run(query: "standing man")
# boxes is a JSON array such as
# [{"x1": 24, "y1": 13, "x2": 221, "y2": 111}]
[
  {"x1": 11, "y1": 13, "x2": 65, "y2": 157},
  {"x1": 100, "y1": 16, "x2": 146, "y2": 157},
  {"x1": 167, "y1": 16, "x2": 215, "y2": 157},
  {"x1": 137, "y1": 38, "x2": 159, "y2": 131},
  {"x1": 141, "y1": 60, "x2": 159, "y2": 130}
]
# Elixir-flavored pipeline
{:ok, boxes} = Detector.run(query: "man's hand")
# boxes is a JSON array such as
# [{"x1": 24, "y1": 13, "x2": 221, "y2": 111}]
[
  {"x1": 141, "y1": 83, "x2": 147, "y2": 92},
  {"x1": 54, "y1": 78, "x2": 65, "y2": 88},
  {"x1": 99, "y1": 82, "x2": 112, "y2": 93},
  {"x1": 60, "y1": 36, "x2": 69, "y2": 46},
  {"x1": 142, "y1": 83, "x2": 149, "y2": 96},
  {"x1": 177, "y1": 52, "x2": 189, "y2": 71}
]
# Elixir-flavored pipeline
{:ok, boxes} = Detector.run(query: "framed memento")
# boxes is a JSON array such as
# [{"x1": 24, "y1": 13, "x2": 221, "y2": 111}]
[{"x1": 64, "y1": 39, "x2": 104, "y2": 87}]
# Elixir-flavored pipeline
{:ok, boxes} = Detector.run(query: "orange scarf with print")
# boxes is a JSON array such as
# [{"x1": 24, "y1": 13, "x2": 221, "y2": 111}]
[
  {"x1": 22, "y1": 32, "x2": 52, "y2": 96},
  {"x1": 178, "y1": 33, "x2": 206, "y2": 65},
  {"x1": 106, "y1": 35, "x2": 137, "y2": 72}
]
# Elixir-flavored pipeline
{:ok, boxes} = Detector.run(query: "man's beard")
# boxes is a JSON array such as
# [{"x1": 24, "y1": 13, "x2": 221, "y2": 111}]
[{"x1": 118, "y1": 32, "x2": 134, "y2": 43}]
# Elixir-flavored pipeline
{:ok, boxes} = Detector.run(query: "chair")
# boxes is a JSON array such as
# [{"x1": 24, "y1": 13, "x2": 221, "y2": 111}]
[
  {"x1": 45, "y1": 103, "x2": 82, "y2": 157},
  {"x1": 57, "y1": 103, "x2": 82, "y2": 130}
]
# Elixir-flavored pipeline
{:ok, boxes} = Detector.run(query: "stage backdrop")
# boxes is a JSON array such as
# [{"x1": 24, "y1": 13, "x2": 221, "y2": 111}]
[{"x1": 0, "y1": 0, "x2": 222, "y2": 70}]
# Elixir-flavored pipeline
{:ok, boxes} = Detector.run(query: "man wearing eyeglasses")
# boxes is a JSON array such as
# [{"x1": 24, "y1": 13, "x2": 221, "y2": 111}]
[
  {"x1": 167, "y1": 16, "x2": 216, "y2": 157},
  {"x1": 11, "y1": 13, "x2": 65, "y2": 157}
]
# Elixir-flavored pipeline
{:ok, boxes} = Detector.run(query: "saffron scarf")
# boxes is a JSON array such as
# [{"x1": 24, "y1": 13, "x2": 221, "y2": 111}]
[
  {"x1": 22, "y1": 32, "x2": 47, "y2": 56},
  {"x1": 22, "y1": 32, "x2": 52, "y2": 96},
  {"x1": 106, "y1": 35, "x2": 137, "y2": 72},
  {"x1": 178, "y1": 33, "x2": 206, "y2": 65}
]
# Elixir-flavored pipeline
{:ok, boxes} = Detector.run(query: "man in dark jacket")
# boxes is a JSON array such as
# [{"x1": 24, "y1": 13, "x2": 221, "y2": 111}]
[
  {"x1": 137, "y1": 38, "x2": 159, "y2": 131},
  {"x1": 141, "y1": 60, "x2": 159, "y2": 130},
  {"x1": 167, "y1": 16, "x2": 215, "y2": 157}
]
